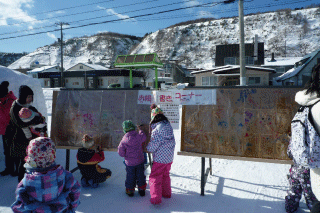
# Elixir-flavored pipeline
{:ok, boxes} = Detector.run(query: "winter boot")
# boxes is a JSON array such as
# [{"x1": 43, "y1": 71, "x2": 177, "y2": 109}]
[
  {"x1": 81, "y1": 178, "x2": 90, "y2": 187},
  {"x1": 0, "y1": 169, "x2": 11, "y2": 176},
  {"x1": 138, "y1": 189, "x2": 145, "y2": 197},
  {"x1": 0, "y1": 155, "x2": 14, "y2": 176},
  {"x1": 88, "y1": 179, "x2": 99, "y2": 188},
  {"x1": 126, "y1": 188, "x2": 134, "y2": 197},
  {"x1": 150, "y1": 197, "x2": 161, "y2": 205}
]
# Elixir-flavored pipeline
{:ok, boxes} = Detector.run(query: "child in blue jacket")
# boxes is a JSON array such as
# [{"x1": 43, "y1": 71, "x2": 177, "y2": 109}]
[{"x1": 11, "y1": 137, "x2": 81, "y2": 213}]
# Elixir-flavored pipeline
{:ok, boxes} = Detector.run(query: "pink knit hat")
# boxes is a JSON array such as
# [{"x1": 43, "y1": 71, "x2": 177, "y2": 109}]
[
  {"x1": 25, "y1": 137, "x2": 56, "y2": 168},
  {"x1": 19, "y1": 107, "x2": 34, "y2": 120}
]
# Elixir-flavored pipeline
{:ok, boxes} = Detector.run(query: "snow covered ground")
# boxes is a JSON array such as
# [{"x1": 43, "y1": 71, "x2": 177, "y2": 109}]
[{"x1": 0, "y1": 89, "x2": 309, "y2": 213}]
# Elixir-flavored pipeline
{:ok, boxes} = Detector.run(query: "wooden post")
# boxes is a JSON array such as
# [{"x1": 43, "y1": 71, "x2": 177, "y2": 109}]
[
  {"x1": 66, "y1": 149, "x2": 70, "y2": 171},
  {"x1": 130, "y1": 68, "x2": 133, "y2": 88},
  {"x1": 201, "y1": 157, "x2": 205, "y2": 196},
  {"x1": 155, "y1": 67, "x2": 158, "y2": 89}
]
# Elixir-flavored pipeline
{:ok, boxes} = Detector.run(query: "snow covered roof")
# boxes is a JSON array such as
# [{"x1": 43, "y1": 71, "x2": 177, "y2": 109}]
[
  {"x1": 275, "y1": 48, "x2": 320, "y2": 81},
  {"x1": 263, "y1": 57, "x2": 302, "y2": 66},
  {"x1": 65, "y1": 63, "x2": 109, "y2": 71},
  {"x1": 27, "y1": 65, "x2": 59, "y2": 73},
  {"x1": 190, "y1": 65, "x2": 232, "y2": 74},
  {"x1": 210, "y1": 65, "x2": 275, "y2": 74}
]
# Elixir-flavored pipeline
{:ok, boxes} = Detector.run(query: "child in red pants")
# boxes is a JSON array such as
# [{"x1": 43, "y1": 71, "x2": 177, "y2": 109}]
[{"x1": 147, "y1": 104, "x2": 176, "y2": 205}]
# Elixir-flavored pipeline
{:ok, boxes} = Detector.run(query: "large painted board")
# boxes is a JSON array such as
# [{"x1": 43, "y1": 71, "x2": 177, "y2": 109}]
[
  {"x1": 51, "y1": 90, "x2": 151, "y2": 150},
  {"x1": 181, "y1": 87, "x2": 301, "y2": 162}
]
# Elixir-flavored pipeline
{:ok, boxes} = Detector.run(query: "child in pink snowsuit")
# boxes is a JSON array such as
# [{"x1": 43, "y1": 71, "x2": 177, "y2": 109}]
[{"x1": 147, "y1": 104, "x2": 175, "y2": 205}]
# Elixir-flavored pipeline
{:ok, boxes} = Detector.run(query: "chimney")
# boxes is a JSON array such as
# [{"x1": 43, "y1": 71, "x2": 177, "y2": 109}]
[
  {"x1": 270, "y1": 53, "x2": 276, "y2": 62},
  {"x1": 254, "y1": 34, "x2": 258, "y2": 63},
  {"x1": 88, "y1": 59, "x2": 92, "y2": 64}
]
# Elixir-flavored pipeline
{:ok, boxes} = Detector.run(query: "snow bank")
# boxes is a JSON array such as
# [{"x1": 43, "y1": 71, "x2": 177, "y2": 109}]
[{"x1": 0, "y1": 66, "x2": 47, "y2": 120}]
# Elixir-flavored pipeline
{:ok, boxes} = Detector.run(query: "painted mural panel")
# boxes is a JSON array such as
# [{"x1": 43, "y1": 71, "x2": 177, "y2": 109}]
[
  {"x1": 181, "y1": 87, "x2": 301, "y2": 161},
  {"x1": 51, "y1": 90, "x2": 150, "y2": 150}
]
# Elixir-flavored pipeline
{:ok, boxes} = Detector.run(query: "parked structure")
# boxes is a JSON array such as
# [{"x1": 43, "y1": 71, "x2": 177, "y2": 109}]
[{"x1": 274, "y1": 48, "x2": 320, "y2": 86}]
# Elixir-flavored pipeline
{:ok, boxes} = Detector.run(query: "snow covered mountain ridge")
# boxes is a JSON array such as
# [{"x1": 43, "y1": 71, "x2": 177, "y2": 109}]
[
  {"x1": 8, "y1": 6, "x2": 320, "y2": 70},
  {"x1": 8, "y1": 32, "x2": 142, "y2": 70}
]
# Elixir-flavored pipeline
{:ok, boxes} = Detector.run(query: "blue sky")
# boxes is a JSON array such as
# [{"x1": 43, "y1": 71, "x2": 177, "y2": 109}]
[{"x1": 0, "y1": 0, "x2": 319, "y2": 53}]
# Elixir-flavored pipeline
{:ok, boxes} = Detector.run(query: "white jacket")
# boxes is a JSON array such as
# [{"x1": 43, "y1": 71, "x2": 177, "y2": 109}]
[{"x1": 293, "y1": 90, "x2": 320, "y2": 168}]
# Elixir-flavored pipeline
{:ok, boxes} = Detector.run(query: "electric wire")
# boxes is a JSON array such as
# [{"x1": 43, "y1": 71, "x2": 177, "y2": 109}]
[{"x1": 0, "y1": 0, "x2": 316, "y2": 41}]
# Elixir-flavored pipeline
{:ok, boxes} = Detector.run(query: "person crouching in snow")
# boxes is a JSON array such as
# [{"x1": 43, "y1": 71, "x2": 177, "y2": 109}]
[
  {"x1": 11, "y1": 137, "x2": 81, "y2": 213},
  {"x1": 77, "y1": 134, "x2": 112, "y2": 188},
  {"x1": 147, "y1": 104, "x2": 176, "y2": 205},
  {"x1": 118, "y1": 120, "x2": 147, "y2": 197},
  {"x1": 18, "y1": 107, "x2": 47, "y2": 140}
]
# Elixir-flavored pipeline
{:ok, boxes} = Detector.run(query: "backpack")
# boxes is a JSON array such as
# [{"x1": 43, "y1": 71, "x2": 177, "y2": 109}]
[{"x1": 288, "y1": 100, "x2": 320, "y2": 168}]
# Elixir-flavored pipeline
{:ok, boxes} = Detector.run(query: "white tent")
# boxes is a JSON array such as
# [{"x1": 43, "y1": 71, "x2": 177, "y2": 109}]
[{"x1": 0, "y1": 66, "x2": 47, "y2": 120}]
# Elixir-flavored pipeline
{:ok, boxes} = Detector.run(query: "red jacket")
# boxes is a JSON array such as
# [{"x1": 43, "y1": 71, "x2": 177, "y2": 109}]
[{"x1": 0, "y1": 91, "x2": 17, "y2": 135}]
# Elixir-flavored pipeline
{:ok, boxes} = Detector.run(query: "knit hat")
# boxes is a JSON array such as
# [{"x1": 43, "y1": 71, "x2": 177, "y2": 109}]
[
  {"x1": 25, "y1": 137, "x2": 56, "y2": 168},
  {"x1": 0, "y1": 81, "x2": 9, "y2": 98},
  {"x1": 19, "y1": 107, "x2": 36, "y2": 122},
  {"x1": 122, "y1": 120, "x2": 136, "y2": 133},
  {"x1": 82, "y1": 134, "x2": 95, "y2": 148},
  {"x1": 150, "y1": 104, "x2": 163, "y2": 122},
  {"x1": 19, "y1": 85, "x2": 33, "y2": 104}
]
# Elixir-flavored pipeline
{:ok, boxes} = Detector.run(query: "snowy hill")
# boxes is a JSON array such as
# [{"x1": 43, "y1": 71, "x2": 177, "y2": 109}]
[
  {"x1": 131, "y1": 7, "x2": 320, "y2": 69},
  {"x1": 8, "y1": 7, "x2": 320, "y2": 70},
  {"x1": 8, "y1": 32, "x2": 142, "y2": 70}
]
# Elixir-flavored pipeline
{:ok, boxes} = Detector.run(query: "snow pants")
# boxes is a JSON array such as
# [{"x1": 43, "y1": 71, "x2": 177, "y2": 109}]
[
  {"x1": 125, "y1": 162, "x2": 146, "y2": 191},
  {"x1": 285, "y1": 164, "x2": 317, "y2": 213},
  {"x1": 149, "y1": 161, "x2": 172, "y2": 204}
]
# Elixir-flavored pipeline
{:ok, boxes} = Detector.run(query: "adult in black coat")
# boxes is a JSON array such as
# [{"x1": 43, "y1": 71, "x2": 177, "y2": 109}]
[{"x1": 4, "y1": 85, "x2": 44, "y2": 182}]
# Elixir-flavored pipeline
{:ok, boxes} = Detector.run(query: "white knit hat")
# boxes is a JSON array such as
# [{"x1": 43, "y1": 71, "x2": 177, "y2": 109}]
[{"x1": 82, "y1": 134, "x2": 95, "y2": 148}]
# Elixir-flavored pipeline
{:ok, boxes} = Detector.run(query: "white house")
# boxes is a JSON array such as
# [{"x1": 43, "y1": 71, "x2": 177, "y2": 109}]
[{"x1": 274, "y1": 48, "x2": 320, "y2": 86}]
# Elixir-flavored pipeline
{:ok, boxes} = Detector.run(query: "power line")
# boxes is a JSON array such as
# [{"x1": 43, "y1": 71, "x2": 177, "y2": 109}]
[
  {"x1": 0, "y1": 1, "x2": 220, "y2": 41},
  {"x1": 0, "y1": 0, "x2": 315, "y2": 41},
  {"x1": 0, "y1": 0, "x2": 191, "y2": 36},
  {"x1": 0, "y1": 0, "x2": 312, "y2": 36},
  {"x1": 0, "y1": 0, "x2": 160, "y2": 27},
  {"x1": 0, "y1": 0, "x2": 115, "y2": 23}
]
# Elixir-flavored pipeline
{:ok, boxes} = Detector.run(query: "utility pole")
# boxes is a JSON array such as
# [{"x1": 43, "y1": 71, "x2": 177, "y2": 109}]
[
  {"x1": 223, "y1": 0, "x2": 245, "y2": 85},
  {"x1": 56, "y1": 22, "x2": 69, "y2": 87},
  {"x1": 239, "y1": 0, "x2": 246, "y2": 86}
]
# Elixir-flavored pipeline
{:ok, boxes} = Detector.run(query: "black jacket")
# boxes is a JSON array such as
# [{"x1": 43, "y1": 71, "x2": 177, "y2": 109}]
[{"x1": 4, "y1": 100, "x2": 43, "y2": 158}]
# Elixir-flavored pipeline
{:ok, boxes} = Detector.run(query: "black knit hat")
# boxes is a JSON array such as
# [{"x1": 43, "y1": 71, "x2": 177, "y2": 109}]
[
  {"x1": 0, "y1": 81, "x2": 9, "y2": 98},
  {"x1": 19, "y1": 85, "x2": 33, "y2": 104}
]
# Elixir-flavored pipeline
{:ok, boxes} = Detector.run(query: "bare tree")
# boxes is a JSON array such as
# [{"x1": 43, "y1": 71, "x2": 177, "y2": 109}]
[{"x1": 141, "y1": 69, "x2": 151, "y2": 86}]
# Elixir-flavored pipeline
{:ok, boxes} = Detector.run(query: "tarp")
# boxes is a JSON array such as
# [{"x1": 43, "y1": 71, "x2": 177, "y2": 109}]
[{"x1": 51, "y1": 90, "x2": 150, "y2": 150}]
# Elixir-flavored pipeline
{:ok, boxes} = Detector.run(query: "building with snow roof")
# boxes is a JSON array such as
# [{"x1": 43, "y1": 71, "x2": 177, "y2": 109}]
[
  {"x1": 27, "y1": 65, "x2": 60, "y2": 87},
  {"x1": 37, "y1": 62, "x2": 144, "y2": 89},
  {"x1": 191, "y1": 65, "x2": 275, "y2": 86},
  {"x1": 274, "y1": 48, "x2": 320, "y2": 86}
]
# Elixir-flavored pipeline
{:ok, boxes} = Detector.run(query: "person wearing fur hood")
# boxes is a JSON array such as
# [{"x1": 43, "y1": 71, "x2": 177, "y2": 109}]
[{"x1": 294, "y1": 64, "x2": 320, "y2": 213}]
